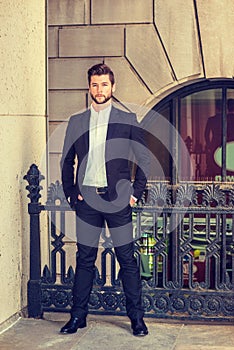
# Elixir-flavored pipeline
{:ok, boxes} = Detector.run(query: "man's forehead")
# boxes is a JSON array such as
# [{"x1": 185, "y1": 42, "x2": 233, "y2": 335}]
[{"x1": 90, "y1": 74, "x2": 111, "y2": 83}]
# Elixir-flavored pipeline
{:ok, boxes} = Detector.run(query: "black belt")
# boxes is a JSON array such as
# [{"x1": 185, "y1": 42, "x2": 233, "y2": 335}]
[{"x1": 95, "y1": 186, "x2": 108, "y2": 195}]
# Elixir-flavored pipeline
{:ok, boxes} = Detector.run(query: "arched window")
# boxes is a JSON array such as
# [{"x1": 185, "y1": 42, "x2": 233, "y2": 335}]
[{"x1": 145, "y1": 79, "x2": 234, "y2": 183}]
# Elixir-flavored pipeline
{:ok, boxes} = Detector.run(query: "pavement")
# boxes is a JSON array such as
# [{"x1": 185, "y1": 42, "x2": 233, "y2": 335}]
[{"x1": 0, "y1": 313, "x2": 233, "y2": 350}]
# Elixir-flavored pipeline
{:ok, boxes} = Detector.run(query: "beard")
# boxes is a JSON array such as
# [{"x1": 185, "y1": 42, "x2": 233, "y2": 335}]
[{"x1": 90, "y1": 92, "x2": 113, "y2": 105}]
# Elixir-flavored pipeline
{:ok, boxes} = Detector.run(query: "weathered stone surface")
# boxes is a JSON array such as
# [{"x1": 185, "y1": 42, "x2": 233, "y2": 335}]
[
  {"x1": 126, "y1": 24, "x2": 173, "y2": 94},
  {"x1": 0, "y1": 315, "x2": 233, "y2": 350},
  {"x1": 91, "y1": 0, "x2": 153, "y2": 24},
  {"x1": 48, "y1": 91, "x2": 87, "y2": 121},
  {"x1": 174, "y1": 323, "x2": 234, "y2": 349},
  {"x1": 48, "y1": 121, "x2": 67, "y2": 153},
  {"x1": 0, "y1": 115, "x2": 47, "y2": 323},
  {"x1": 105, "y1": 57, "x2": 151, "y2": 106},
  {"x1": 48, "y1": 0, "x2": 90, "y2": 25},
  {"x1": 48, "y1": 27, "x2": 58, "y2": 58},
  {"x1": 196, "y1": 0, "x2": 234, "y2": 78},
  {"x1": 0, "y1": 0, "x2": 47, "y2": 326},
  {"x1": 48, "y1": 58, "x2": 99, "y2": 89},
  {"x1": 59, "y1": 26, "x2": 124, "y2": 57},
  {"x1": 49, "y1": 153, "x2": 62, "y2": 184},
  {"x1": 154, "y1": 0, "x2": 203, "y2": 81},
  {"x1": 0, "y1": 1, "x2": 46, "y2": 115}
]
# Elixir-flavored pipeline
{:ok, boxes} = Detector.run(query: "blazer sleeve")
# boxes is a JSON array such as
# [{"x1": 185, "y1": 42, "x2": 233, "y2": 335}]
[
  {"x1": 130, "y1": 114, "x2": 150, "y2": 200},
  {"x1": 60, "y1": 117, "x2": 79, "y2": 207}
]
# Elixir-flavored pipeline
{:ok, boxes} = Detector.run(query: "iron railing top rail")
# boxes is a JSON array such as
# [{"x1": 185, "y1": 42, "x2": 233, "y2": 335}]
[{"x1": 41, "y1": 203, "x2": 234, "y2": 214}]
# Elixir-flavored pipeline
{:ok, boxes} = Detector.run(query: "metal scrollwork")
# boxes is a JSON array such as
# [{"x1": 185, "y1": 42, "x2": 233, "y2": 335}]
[
  {"x1": 153, "y1": 293, "x2": 170, "y2": 313},
  {"x1": 176, "y1": 184, "x2": 197, "y2": 207},
  {"x1": 148, "y1": 183, "x2": 171, "y2": 206},
  {"x1": 228, "y1": 185, "x2": 234, "y2": 206},
  {"x1": 171, "y1": 295, "x2": 187, "y2": 313},
  {"x1": 188, "y1": 295, "x2": 205, "y2": 315},
  {"x1": 202, "y1": 184, "x2": 226, "y2": 206},
  {"x1": 24, "y1": 163, "x2": 44, "y2": 203},
  {"x1": 47, "y1": 180, "x2": 68, "y2": 205},
  {"x1": 25, "y1": 165, "x2": 234, "y2": 322}
]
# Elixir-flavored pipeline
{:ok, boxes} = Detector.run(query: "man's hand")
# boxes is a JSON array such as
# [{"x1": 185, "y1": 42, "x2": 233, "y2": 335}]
[
  {"x1": 129, "y1": 195, "x2": 137, "y2": 207},
  {"x1": 78, "y1": 194, "x2": 84, "y2": 201}
]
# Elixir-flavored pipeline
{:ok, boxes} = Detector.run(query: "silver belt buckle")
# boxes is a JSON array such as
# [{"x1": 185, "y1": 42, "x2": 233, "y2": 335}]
[{"x1": 96, "y1": 187, "x2": 107, "y2": 195}]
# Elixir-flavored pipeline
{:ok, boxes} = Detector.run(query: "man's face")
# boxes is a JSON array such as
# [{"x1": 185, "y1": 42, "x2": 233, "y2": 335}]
[{"x1": 89, "y1": 74, "x2": 115, "y2": 105}]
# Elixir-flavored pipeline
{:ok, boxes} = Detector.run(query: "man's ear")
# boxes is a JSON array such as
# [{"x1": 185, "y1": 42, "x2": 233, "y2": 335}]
[{"x1": 112, "y1": 83, "x2": 116, "y2": 93}]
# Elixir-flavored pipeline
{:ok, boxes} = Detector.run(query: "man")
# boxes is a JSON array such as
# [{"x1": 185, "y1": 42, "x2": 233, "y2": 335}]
[
  {"x1": 60, "y1": 63, "x2": 149, "y2": 336},
  {"x1": 204, "y1": 99, "x2": 222, "y2": 177},
  {"x1": 227, "y1": 98, "x2": 234, "y2": 143}
]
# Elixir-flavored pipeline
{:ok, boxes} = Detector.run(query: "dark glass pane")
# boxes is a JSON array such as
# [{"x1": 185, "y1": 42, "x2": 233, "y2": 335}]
[
  {"x1": 143, "y1": 104, "x2": 171, "y2": 181},
  {"x1": 226, "y1": 89, "x2": 234, "y2": 180},
  {"x1": 180, "y1": 89, "x2": 222, "y2": 181}
]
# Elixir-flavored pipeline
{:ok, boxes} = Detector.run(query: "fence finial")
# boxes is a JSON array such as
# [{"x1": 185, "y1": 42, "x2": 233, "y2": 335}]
[{"x1": 24, "y1": 164, "x2": 45, "y2": 203}]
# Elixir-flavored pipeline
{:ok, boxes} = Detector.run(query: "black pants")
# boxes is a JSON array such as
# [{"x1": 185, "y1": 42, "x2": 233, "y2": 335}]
[{"x1": 71, "y1": 188, "x2": 144, "y2": 320}]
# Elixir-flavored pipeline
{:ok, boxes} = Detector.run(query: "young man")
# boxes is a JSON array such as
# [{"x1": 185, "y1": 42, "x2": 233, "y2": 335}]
[{"x1": 60, "y1": 63, "x2": 149, "y2": 336}]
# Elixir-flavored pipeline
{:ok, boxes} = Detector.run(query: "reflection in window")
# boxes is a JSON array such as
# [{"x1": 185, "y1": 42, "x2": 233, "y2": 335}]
[
  {"x1": 225, "y1": 90, "x2": 234, "y2": 179},
  {"x1": 180, "y1": 89, "x2": 222, "y2": 181},
  {"x1": 144, "y1": 104, "x2": 171, "y2": 181},
  {"x1": 151, "y1": 84, "x2": 234, "y2": 183}
]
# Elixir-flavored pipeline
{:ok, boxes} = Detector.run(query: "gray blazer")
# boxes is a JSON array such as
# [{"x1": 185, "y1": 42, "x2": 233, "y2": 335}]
[{"x1": 61, "y1": 105, "x2": 150, "y2": 207}]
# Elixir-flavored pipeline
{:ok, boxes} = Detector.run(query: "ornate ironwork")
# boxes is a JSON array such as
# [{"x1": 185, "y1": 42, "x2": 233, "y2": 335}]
[
  {"x1": 175, "y1": 183, "x2": 197, "y2": 206},
  {"x1": 24, "y1": 164, "x2": 44, "y2": 203},
  {"x1": 148, "y1": 182, "x2": 171, "y2": 206},
  {"x1": 202, "y1": 184, "x2": 226, "y2": 206},
  {"x1": 24, "y1": 164, "x2": 45, "y2": 318},
  {"x1": 24, "y1": 166, "x2": 234, "y2": 322},
  {"x1": 46, "y1": 180, "x2": 67, "y2": 205}
]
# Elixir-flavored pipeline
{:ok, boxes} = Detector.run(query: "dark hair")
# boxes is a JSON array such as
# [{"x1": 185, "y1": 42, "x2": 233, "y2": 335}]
[{"x1": 87, "y1": 63, "x2": 115, "y2": 86}]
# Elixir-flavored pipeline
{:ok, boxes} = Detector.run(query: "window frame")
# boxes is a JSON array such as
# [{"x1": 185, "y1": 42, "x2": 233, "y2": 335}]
[{"x1": 153, "y1": 79, "x2": 234, "y2": 184}]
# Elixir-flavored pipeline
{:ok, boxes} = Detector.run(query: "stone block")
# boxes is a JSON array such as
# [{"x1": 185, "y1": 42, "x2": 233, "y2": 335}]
[
  {"x1": 105, "y1": 57, "x2": 151, "y2": 106},
  {"x1": 196, "y1": 0, "x2": 234, "y2": 78},
  {"x1": 48, "y1": 90, "x2": 87, "y2": 121},
  {"x1": 48, "y1": 153, "x2": 62, "y2": 185},
  {"x1": 59, "y1": 26, "x2": 124, "y2": 57},
  {"x1": 91, "y1": 0, "x2": 153, "y2": 24},
  {"x1": 48, "y1": 121, "x2": 67, "y2": 153},
  {"x1": 154, "y1": 0, "x2": 202, "y2": 81},
  {"x1": 0, "y1": 0, "x2": 46, "y2": 116},
  {"x1": 48, "y1": 27, "x2": 58, "y2": 58},
  {"x1": 0, "y1": 114, "x2": 47, "y2": 323},
  {"x1": 126, "y1": 24, "x2": 173, "y2": 93},
  {"x1": 48, "y1": 0, "x2": 90, "y2": 25},
  {"x1": 48, "y1": 58, "x2": 99, "y2": 89}
]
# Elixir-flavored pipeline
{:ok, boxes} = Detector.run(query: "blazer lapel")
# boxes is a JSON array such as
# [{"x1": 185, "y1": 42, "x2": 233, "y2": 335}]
[
  {"x1": 81, "y1": 109, "x2": 91, "y2": 151},
  {"x1": 106, "y1": 106, "x2": 119, "y2": 140}
]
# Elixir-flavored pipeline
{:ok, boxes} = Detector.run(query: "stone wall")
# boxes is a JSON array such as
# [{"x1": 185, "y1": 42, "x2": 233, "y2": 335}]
[
  {"x1": 1, "y1": 0, "x2": 233, "y2": 329},
  {"x1": 0, "y1": 0, "x2": 47, "y2": 326},
  {"x1": 48, "y1": 0, "x2": 234, "y2": 182}
]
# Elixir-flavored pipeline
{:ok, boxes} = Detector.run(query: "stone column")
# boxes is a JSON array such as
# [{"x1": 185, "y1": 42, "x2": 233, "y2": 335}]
[{"x1": 0, "y1": 0, "x2": 47, "y2": 326}]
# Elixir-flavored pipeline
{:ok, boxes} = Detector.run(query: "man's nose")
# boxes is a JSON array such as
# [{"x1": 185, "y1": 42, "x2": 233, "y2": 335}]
[{"x1": 97, "y1": 85, "x2": 102, "y2": 93}]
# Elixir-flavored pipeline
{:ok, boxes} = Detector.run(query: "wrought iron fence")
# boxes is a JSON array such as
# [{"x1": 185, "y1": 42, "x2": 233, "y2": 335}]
[{"x1": 24, "y1": 164, "x2": 233, "y2": 322}]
